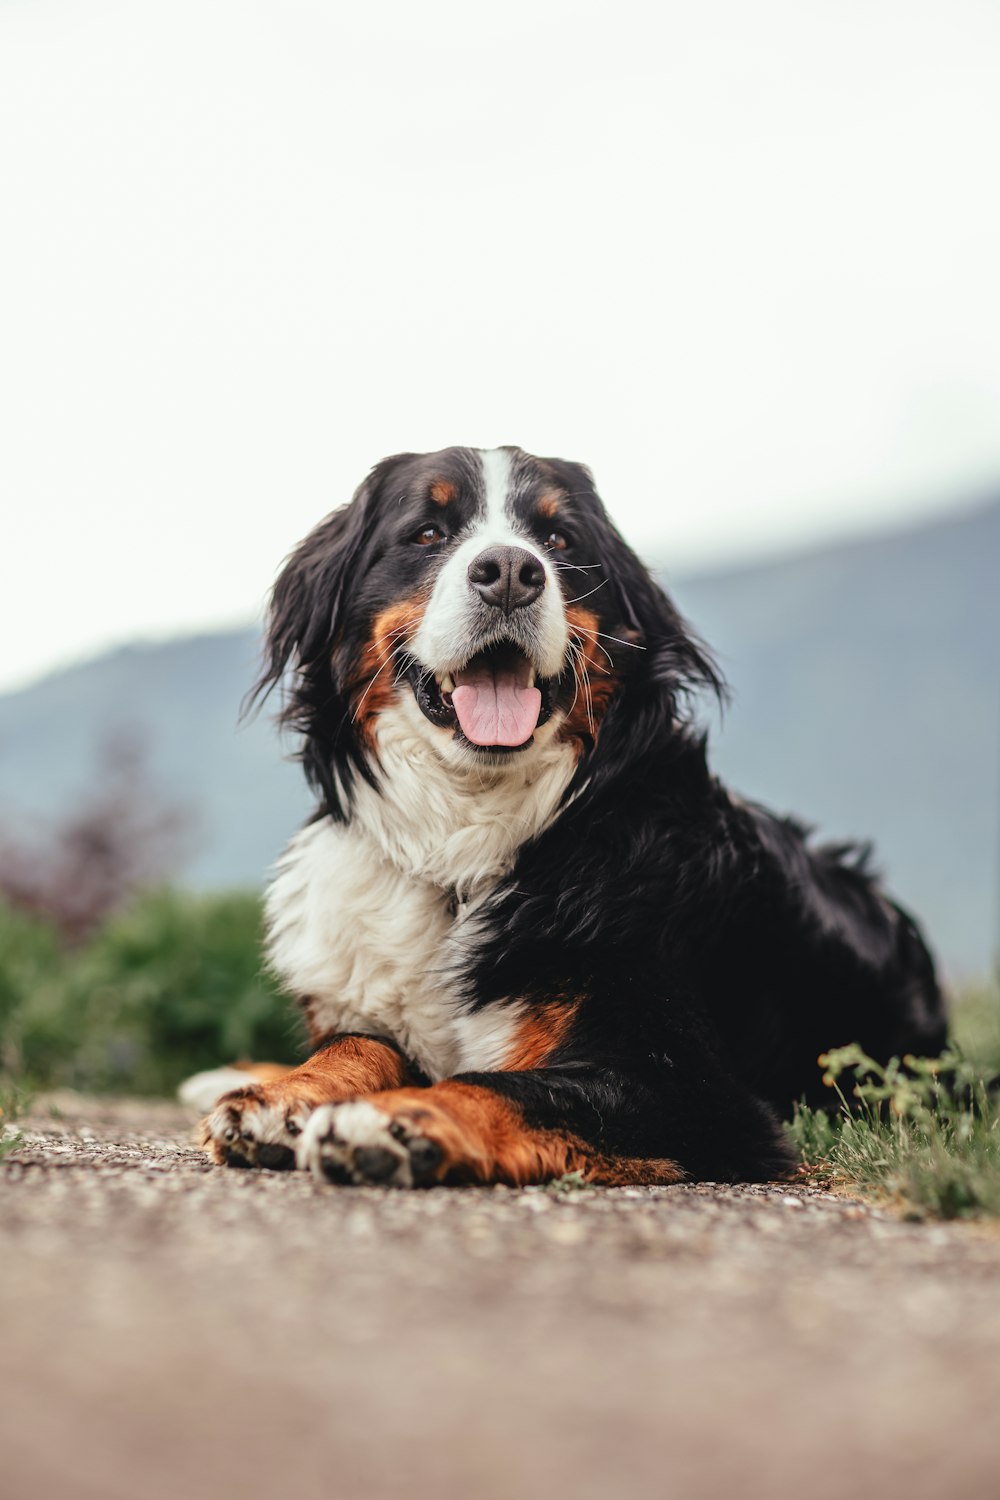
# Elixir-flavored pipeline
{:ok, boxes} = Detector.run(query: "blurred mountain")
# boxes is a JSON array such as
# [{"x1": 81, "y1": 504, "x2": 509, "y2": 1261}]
[{"x1": 1, "y1": 498, "x2": 997, "y2": 976}]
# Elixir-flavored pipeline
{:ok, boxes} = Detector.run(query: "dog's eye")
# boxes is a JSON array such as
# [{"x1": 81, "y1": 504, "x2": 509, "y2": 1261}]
[
  {"x1": 413, "y1": 525, "x2": 446, "y2": 546},
  {"x1": 544, "y1": 531, "x2": 568, "y2": 551}
]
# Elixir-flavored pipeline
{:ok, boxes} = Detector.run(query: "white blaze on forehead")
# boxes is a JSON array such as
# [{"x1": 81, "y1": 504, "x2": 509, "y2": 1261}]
[
  {"x1": 410, "y1": 447, "x2": 570, "y2": 680},
  {"x1": 479, "y1": 446, "x2": 515, "y2": 534}
]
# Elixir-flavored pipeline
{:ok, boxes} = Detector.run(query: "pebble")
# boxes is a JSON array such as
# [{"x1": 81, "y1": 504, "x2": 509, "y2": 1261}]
[{"x1": 546, "y1": 1219, "x2": 587, "y2": 1246}]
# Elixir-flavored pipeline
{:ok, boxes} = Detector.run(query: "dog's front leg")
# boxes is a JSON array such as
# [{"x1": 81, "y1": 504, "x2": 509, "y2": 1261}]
[
  {"x1": 202, "y1": 1034, "x2": 415, "y2": 1170},
  {"x1": 296, "y1": 1074, "x2": 685, "y2": 1188}
]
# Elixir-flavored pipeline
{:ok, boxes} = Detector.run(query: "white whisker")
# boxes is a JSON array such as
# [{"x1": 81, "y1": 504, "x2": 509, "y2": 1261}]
[
  {"x1": 564, "y1": 579, "x2": 610, "y2": 605},
  {"x1": 351, "y1": 642, "x2": 411, "y2": 722},
  {"x1": 572, "y1": 630, "x2": 615, "y2": 672},
  {"x1": 574, "y1": 625, "x2": 646, "y2": 652}
]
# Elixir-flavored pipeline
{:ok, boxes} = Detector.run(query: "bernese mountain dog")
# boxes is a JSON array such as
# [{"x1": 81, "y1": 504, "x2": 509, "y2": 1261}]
[{"x1": 199, "y1": 445, "x2": 946, "y2": 1187}]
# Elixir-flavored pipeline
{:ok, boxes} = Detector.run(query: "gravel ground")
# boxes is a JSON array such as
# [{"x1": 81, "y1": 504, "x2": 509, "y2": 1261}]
[{"x1": 2, "y1": 1095, "x2": 1000, "y2": 1500}]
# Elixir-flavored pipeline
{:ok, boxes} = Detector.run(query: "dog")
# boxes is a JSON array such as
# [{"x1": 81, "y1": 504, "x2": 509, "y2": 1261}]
[{"x1": 198, "y1": 445, "x2": 946, "y2": 1187}]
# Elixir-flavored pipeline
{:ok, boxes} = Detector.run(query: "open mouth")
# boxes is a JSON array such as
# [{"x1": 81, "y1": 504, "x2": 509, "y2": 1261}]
[{"x1": 408, "y1": 643, "x2": 557, "y2": 751}]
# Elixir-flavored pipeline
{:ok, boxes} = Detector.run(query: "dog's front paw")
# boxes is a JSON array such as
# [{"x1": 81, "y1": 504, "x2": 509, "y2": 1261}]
[
  {"x1": 202, "y1": 1086, "x2": 314, "y2": 1170},
  {"x1": 297, "y1": 1100, "x2": 445, "y2": 1187}
]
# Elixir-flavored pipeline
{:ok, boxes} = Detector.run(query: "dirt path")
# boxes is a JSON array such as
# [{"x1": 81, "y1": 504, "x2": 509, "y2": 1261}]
[{"x1": 2, "y1": 1095, "x2": 999, "y2": 1500}]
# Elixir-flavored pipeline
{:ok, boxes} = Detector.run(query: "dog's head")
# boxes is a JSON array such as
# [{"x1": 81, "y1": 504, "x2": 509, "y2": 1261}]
[{"x1": 255, "y1": 446, "x2": 721, "y2": 814}]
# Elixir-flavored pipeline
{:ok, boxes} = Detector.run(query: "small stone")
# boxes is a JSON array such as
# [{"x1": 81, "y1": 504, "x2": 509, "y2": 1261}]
[{"x1": 547, "y1": 1219, "x2": 586, "y2": 1246}]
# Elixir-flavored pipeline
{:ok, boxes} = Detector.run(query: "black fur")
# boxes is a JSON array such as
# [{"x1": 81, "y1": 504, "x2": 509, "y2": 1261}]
[{"x1": 259, "y1": 446, "x2": 946, "y2": 1183}]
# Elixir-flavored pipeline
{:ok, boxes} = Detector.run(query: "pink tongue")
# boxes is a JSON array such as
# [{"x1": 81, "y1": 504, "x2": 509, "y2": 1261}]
[{"x1": 451, "y1": 671, "x2": 542, "y2": 747}]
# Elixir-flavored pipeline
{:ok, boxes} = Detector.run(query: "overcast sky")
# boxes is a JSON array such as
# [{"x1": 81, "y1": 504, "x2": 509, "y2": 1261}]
[{"x1": 2, "y1": 0, "x2": 999, "y2": 694}]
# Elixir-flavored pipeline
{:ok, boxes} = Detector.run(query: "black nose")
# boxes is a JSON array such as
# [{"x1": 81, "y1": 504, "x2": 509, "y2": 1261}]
[{"x1": 467, "y1": 546, "x2": 545, "y2": 614}]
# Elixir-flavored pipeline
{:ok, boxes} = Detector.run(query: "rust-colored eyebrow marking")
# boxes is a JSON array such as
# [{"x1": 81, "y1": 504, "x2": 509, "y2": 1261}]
[
  {"x1": 537, "y1": 490, "x2": 562, "y2": 519},
  {"x1": 430, "y1": 479, "x2": 457, "y2": 506}
]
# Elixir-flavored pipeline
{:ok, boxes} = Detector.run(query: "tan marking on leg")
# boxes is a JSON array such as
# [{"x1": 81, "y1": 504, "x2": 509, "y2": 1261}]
[
  {"x1": 201, "y1": 1037, "x2": 411, "y2": 1164},
  {"x1": 231, "y1": 1060, "x2": 294, "y2": 1085},
  {"x1": 502, "y1": 999, "x2": 579, "y2": 1071},
  {"x1": 363, "y1": 1081, "x2": 683, "y2": 1187}
]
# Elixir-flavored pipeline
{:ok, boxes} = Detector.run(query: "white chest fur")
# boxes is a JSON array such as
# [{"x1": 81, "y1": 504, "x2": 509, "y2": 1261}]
[
  {"x1": 265, "y1": 699, "x2": 578, "y2": 1080},
  {"x1": 265, "y1": 817, "x2": 465, "y2": 1077}
]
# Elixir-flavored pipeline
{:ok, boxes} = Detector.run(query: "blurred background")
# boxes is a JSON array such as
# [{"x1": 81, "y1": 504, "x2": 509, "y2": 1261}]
[{"x1": 1, "y1": 0, "x2": 998, "y2": 1094}]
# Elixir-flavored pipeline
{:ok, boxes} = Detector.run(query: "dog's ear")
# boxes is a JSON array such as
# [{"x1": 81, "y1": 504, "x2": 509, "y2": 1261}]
[
  {"x1": 253, "y1": 492, "x2": 370, "y2": 710},
  {"x1": 248, "y1": 454, "x2": 412, "y2": 713},
  {"x1": 545, "y1": 457, "x2": 725, "y2": 711},
  {"x1": 245, "y1": 454, "x2": 413, "y2": 816},
  {"x1": 596, "y1": 515, "x2": 725, "y2": 711}
]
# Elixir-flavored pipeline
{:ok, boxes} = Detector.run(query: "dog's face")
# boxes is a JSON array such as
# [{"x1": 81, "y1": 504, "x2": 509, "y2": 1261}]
[
  {"x1": 405, "y1": 448, "x2": 574, "y2": 750},
  {"x1": 260, "y1": 446, "x2": 719, "y2": 810},
  {"x1": 337, "y1": 446, "x2": 625, "y2": 762}
]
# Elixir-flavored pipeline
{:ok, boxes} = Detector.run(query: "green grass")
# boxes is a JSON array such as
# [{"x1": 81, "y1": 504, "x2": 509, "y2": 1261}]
[
  {"x1": 0, "y1": 890, "x2": 304, "y2": 1098},
  {"x1": 790, "y1": 983, "x2": 1000, "y2": 1220},
  {"x1": 0, "y1": 1079, "x2": 32, "y2": 1159}
]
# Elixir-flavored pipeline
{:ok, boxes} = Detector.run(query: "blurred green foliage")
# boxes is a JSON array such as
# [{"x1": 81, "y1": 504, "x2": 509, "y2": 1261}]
[{"x1": 0, "y1": 891, "x2": 305, "y2": 1097}]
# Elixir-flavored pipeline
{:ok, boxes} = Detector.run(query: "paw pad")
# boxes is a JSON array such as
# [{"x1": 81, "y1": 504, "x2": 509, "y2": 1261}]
[
  {"x1": 203, "y1": 1091, "x2": 311, "y2": 1171},
  {"x1": 297, "y1": 1102, "x2": 445, "y2": 1188}
]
